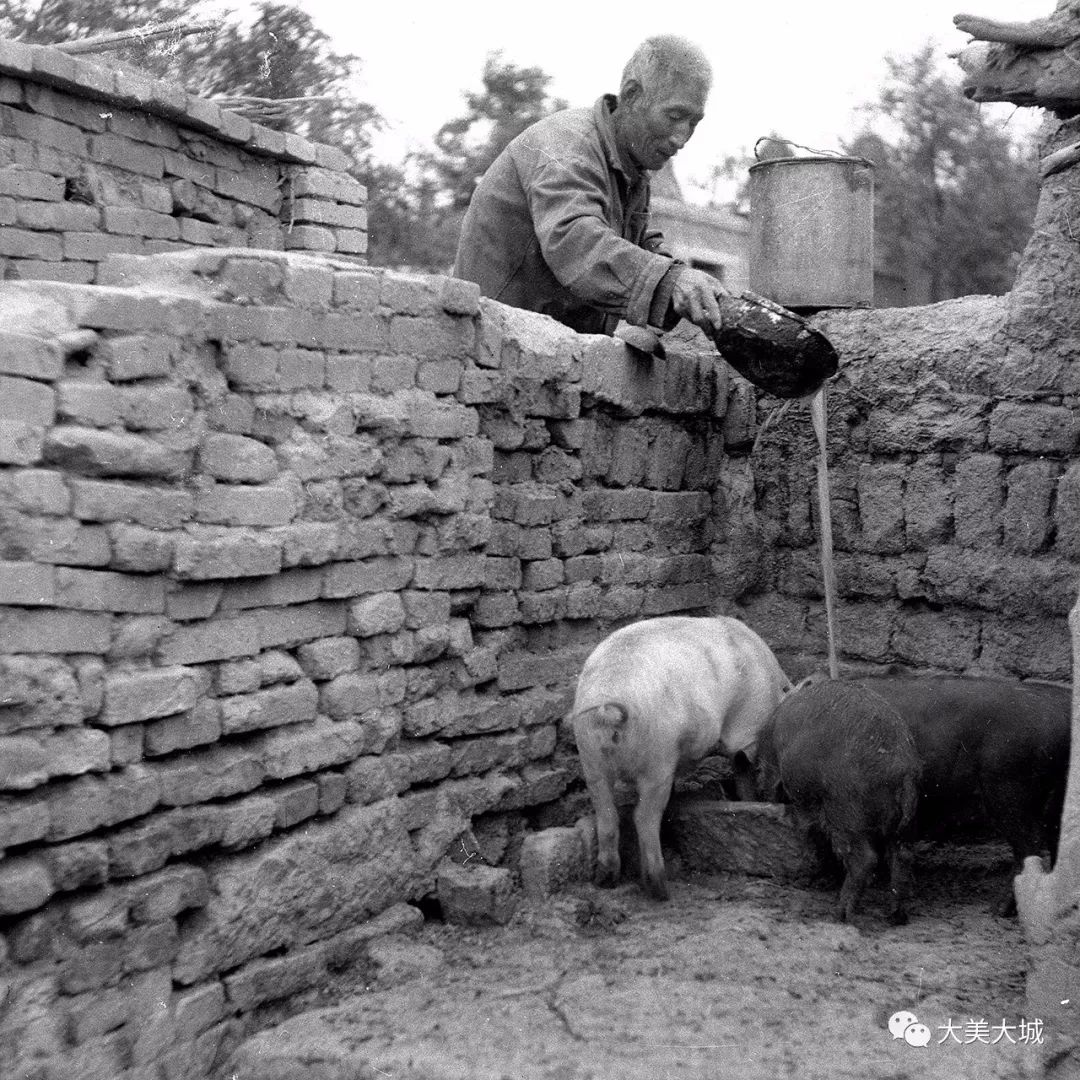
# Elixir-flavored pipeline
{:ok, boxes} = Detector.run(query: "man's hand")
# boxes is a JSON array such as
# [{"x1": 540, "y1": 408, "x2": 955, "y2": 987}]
[{"x1": 671, "y1": 267, "x2": 730, "y2": 336}]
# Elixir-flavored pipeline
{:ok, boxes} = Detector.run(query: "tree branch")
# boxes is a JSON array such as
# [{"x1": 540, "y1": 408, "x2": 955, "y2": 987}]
[
  {"x1": 953, "y1": 12, "x2": 1079, "y2": 49},
  {"x1": 55, "y1": 19, "x2": 221, "y2": 55},
  {"x1": 1041, "y1": 140, "x2": 1080, "y2": 177}
]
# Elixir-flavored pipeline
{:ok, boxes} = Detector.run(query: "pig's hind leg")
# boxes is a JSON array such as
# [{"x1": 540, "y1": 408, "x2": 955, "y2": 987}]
[
  {"x1": 634, "y1": 765, "x2": 678, "y2": 901},
  {"x1": 834, "y1": 833, "x2": 878, "y2": 923},
  {"x1": 577, "y1": 743, "x2": 622, "y2": 888},
  {"x1": 883, "y1": 840, "x2": 914, "y2": 925},
  {"x1": 590, "y1": 776, "x2": 622, "y2": 889}
]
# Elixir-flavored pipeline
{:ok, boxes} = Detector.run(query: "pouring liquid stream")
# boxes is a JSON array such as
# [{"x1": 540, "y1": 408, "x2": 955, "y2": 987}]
[{"x1": 810, "y1": 387, "x2": 840, "y2": 679}]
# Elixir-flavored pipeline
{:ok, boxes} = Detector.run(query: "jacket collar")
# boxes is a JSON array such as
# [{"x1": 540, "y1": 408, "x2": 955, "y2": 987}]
[{"x1": 595, "y1": 94, "x2": 645, "y2": 181}]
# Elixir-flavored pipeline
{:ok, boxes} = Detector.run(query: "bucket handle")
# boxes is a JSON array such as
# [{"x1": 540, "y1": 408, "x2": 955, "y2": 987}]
[{"x1": 753, "y1": 136, "x2": 873, "y2": 168}]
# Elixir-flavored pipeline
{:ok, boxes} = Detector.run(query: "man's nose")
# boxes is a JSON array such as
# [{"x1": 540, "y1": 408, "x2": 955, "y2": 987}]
[{"x1": 670, "y1": 120, "x2": 694, "y2": 148}]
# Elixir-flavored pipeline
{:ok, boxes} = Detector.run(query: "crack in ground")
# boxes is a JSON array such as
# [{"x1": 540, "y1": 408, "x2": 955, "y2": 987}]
[{"x1": 545, "y1": 971, "x2": 587, "y2": 1043}]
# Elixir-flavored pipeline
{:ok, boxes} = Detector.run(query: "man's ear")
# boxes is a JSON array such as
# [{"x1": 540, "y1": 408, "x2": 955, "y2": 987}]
[{"x1": 620, "y1": 79, "x2": 643, "y2": 107}]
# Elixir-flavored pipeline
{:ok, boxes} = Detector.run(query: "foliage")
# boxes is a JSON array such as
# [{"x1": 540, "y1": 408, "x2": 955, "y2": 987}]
[
  {"x1": 427, "y1": 52, "x2": 567, "y2": 212},
  {"x1": 370, "y1": 52, "x2": 568, "y2": 272},
  {"x1": 842, "y1": 43, "x2": 1038, "y2": 303}
]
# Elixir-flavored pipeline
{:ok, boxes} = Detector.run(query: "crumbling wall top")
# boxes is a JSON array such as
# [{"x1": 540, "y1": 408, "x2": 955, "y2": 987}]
[{"x1": 0, "y1": 35, "x2": 351, "y2": 174}]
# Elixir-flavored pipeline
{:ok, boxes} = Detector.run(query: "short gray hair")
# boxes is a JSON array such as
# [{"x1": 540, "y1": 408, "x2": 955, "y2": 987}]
[{"x1": 620, "y1": 36, "x2": 712, "y2": 99}]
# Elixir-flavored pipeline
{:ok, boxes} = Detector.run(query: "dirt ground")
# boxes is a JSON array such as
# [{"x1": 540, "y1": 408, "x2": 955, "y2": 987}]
[{"x1": 221, "y1": 840, "x2": 1047, "y2": 1080}]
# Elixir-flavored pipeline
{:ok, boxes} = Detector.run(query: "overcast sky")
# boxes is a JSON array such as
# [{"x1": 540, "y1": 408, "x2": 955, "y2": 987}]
[{"x1": 268, "y1": 1, "x2": 1050, "y2": 198}]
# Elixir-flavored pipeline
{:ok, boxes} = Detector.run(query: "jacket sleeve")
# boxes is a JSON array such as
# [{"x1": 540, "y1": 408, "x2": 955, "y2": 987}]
[
  {"x1": 640, "y1": 221, "x2": 674, "y2": 258},
  {"x1": 523, "y1": 152, "x2": 674, "y2": 327}
]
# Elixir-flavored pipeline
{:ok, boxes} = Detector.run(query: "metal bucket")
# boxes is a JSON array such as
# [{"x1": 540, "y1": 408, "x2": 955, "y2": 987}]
[{"x1": 748, "y1": 156, "x2": 874, "y2": 311}]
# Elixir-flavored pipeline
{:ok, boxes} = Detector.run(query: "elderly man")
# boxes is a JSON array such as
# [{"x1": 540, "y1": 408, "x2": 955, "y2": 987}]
[{"x1": 453, "y1": 35, "x2": 727, "y2": 341}]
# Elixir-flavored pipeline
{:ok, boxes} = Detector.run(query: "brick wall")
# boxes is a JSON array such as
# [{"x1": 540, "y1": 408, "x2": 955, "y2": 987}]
[
  {"x1": 0, "y1": 248, "x2": 728, "y2": 1078},
  {"x1": 0, "y1": 38, "x2": 367, "y2": 286}
]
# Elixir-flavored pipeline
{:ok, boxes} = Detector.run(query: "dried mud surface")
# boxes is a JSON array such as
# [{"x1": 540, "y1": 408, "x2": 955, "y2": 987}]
[{"x1": 221, "y1": 842, "x2": 1046, "y2": 1080}]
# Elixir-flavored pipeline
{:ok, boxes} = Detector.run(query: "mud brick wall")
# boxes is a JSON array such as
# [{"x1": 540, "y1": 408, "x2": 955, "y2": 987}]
[
  {"x1": 0, "y1": 248, "x2": 728, "y2": 1079},
  {"x1": 0, "y1": 38, "x2": 367, "y2": 286},
  {"x1": 713, "y1": 287, "x2": 1080, "y2": 683}
]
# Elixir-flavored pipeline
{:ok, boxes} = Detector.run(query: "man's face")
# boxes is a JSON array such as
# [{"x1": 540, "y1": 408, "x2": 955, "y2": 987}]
[{"x1": 618, "y1": 75, "x2": 708, "y2": 172}]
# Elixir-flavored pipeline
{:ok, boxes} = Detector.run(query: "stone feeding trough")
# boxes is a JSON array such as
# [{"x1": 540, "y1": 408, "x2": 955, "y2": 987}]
[
  {"x1": 604, "y1": 756, "x2": 832, "y2": 888},
  {"x1": 667, "y1": 797, "x2": 825, "y2": 883}
]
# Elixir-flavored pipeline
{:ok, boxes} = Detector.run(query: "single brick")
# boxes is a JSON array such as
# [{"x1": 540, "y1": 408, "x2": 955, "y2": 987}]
[
  {"x1": 1, "y1": 102, "x2": 86, "y2": 155},
  {"x1": 120, "y1": 385, "x2": 193, "y2": 431},
  {"x1": 286, "y1": 167, "x2": 367, "y2": 203},
  {"x1": 102, "y1": 205, "x2": 179, "y2": 240},
  {"x1": 282, "y1": 224, "x2": 335, "y2": 252},
  {"x1": 347, "y1": 592, "x2": 406, "y2": 637},
  {"x1": 271, "y1": 779, "x2": 320, "y2": 829},
  {"x1": 173, "y1": 527, "x2": 283, "y2": 579},
  {"x1": 0, "y1": 559, "x2": 54, "y2": 605},
  {"x1": 0, "y1": 330, "x2": 63, "y2": 379},
  {"x1": 19, "y1": 517, "x2": 111, "y2": 567},
  {"x1": 70, "y1": 479, "x2": 193, "y2": 529},
  {"x1": 41, "y1": 726, "x2": 111, "y2": 780},
  {"x1": 197, "y1": 432, "x2": 277, "y2": 482},
  {"x1": 109, "y1": 524, "x2": 176, "y2": 572},
  {"x1": 185, "y1": 219, "x2": 247, "y2": 247},
  {"x1": 55, "y1": 567, "x2": 166, "y2": 613},
  {"x1": 255, "y1": 601, "x2": 347, "y2": 649},
  {"x1": 0, "y1": 734, "x2": 48, "y2": 789},
  {"x1": 323, "y1": 556, "x2": 414, "y2": 597},
  {"x1": 333, "y1": 227, "x2": 368, "y2": 255},
  {"x1": 0, "y1": 793, "x2": 50, "y2": 846},
  {"x1": 156, "y1": 613, "x2": 263, "y2": 666},
  {"x1": 194, "y1": 481, "x2": 301, "y2": 528},
  {"x1": 6, "y1": 258, "x2": 94, "y2": 284},
  {"x1": 15, "y1": 200, "x2": 99, "y2": 231},
  {"x1": 259, "y1": 715, "x2": 382, "y2": 779},
  {"x1": 62, "y1": 231, "x2": 143, "y2": 261},
  {"x1": 44, "y1": 426, "x2": 189, "y2": 480},
  {"x1": 154, "y1": 744, "x2": 264, "y2": 807},
  {"x1": 101, "y1": 667, "x2": 200, "y2": 727},
  {"x1": 108, "y1": 108, "x2": 183, "y2": 150},
  {"x1": 333, "y1": 269, "x2": 380, "y2": 309},
  {"x1": 289, "y1": 197, "x2": 367, "y2": 228},
  {"x1": 437, "y1": 862, "x2": 517, "y2": 926},
  {"x1": 224, "y1": 948, "x2": 326, "y2": 1011},
  {"x1": 317, "y1": 771, "x2": 347, "y2": 814},
  {"x1": 126, "y1": 864, "x2": 209, "y2": 923},
  {"x1": 41, "y1": 839, "x2": 108, "y2": 891},
  {"x1": 0, "y1": 606, "x2": 112, "y2": 653},
  {"x1": 0, "y1": 855, "x2": 54, "y2": 914},
  {"x1": 0, "y1": 165, "x2": 64, "y2": 200},
  {"x1": 0, "y1": 420, "x2": 44, "y2": 465},
  {"x1": 57, "y1": 381, "x2": 122, "y2": 427},
  {"x1": 296, "y1": 635, "x2": 360, "y2": 679},
  {"x1": 89, "y1": 133, "x2": 165, "y2": 178},
  {"x1": 103, "y1": 334, "x2": 177, "y2": 381},
  {"x1": 219, "y1": 679, "x2": 319, "y2": 736},
  {"x1": 0, "y1": 226, "x2": 62, "y2": 259}
]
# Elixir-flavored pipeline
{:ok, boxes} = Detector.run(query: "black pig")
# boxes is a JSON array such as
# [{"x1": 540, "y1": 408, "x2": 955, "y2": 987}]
[
  {"x1": 853, "y1": 674, "x2": 1070, "y2": 916},
  {"x1": 755, "y1": 679, "x2": 921, "y2": 925}
]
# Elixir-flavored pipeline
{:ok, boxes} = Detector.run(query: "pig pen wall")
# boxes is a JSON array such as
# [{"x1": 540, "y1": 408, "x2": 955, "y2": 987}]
[
  {"x1": 0, "y1": 37, "x2": 369, "y2": 282},
  {"x1": 0, "y1": 246, "x2": 730, "y2": 1079},
  {"x1": 715, "y1": 292, "x2": 1080, "y2": 684}
]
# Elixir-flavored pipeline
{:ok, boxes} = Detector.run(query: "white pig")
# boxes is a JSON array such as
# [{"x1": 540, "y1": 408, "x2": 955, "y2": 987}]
[{"x1": 571, "y1": 615, "x2": 791, "y2": 900}]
